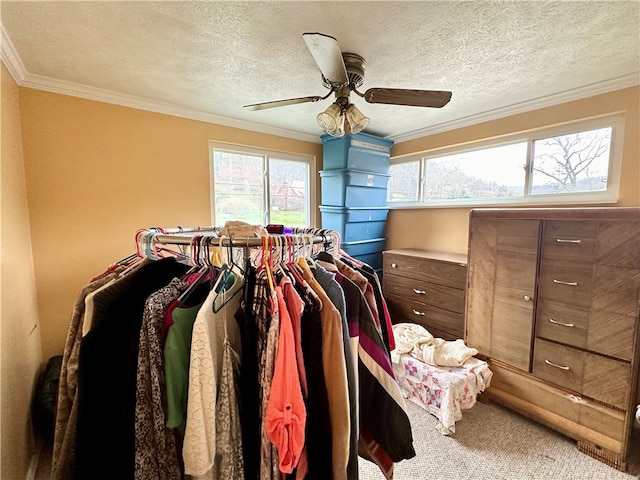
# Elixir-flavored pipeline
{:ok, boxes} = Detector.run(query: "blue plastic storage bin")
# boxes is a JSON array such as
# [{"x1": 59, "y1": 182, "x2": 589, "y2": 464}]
[
  {"x1": 350, "y1": 251, "x2": 384, "y2": 270},
  {"x1": 319, "y1": 206, "x2": 389, "y2": 242},
  {"x1": 322, "y1": 133, "x2": 394, "y2": 174},
  {"x1": 341, "y1": 237, "x2": 387, "y2": 256},
  {"x1": 320, "y1": 169, "x2": 390, "y2": 207}
]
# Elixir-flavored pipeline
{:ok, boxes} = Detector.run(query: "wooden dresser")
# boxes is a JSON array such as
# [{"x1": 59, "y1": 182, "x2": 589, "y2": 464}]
[
  {"x1": 382, "y1": 249, "x2": 467, "y2": 340},
  {"x1": 466, "y1": 207, "x2": 640, "y2": 471}
]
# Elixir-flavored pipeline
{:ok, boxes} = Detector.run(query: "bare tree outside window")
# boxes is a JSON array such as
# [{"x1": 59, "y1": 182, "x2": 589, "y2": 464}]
[
  {"x1": 386, "y1": 118, "x2": 620, "y2": 206},
  {"x1": 531, "y1": 127, "x2": 612, "y2": 194}
]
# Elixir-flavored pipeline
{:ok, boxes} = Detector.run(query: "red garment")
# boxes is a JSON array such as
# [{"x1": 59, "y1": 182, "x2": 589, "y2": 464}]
[
  {"x1": 379, "y1": 294, "x2": 395, "y2": 352},
  {"x1": 280, "y1": 277, "x2": 308, "y2": 396},
  {"x1": 161, "y1": 300, "x2": 179, "y2": 346},
  {"x1": 264, "y1": 286, "x2": 306, "y2": 474},
  {"x1": 280, "y1": 276, "x2": 309, "y2": 480}
]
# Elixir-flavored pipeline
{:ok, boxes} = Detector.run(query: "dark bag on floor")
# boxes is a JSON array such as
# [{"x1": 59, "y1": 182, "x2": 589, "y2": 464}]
[{"x1": 32, "y1": 355, "x2": 63, "y2": 440}]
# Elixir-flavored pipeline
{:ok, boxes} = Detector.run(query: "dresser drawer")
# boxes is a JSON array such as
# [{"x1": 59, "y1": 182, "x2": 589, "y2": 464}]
[
  {"x1": 533, "y1": 338, "x2": 631, "y2": 410},
  {"x1": 383, "y1": 272, "x2": 465, "y2": 313},
  {"x1": 542, "y1": 220, "x2": 598, "y2": 261},
  {"x1": 537, "y1": 257, "x2": 594, "y2": 308},
  {"x1": 383, "y1": 251, "x2": 466, "y2": 288},
  {"x1": 536, "y1": 299, "x2": 636, "y2": 361},
  {"x1": 386, "y1": 292, "x2": 464, "y2": 339}
]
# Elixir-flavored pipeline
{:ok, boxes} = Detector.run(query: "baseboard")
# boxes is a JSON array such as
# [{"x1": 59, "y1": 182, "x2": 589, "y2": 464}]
[{"x1": 26, "y1": 445, "x2": 40, "y2": 480}]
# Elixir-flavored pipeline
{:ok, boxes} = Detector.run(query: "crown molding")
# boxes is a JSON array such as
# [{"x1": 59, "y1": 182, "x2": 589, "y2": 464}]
[
  {"x1": 389, "y1": 72, "x2": 640, "y2": 144},
  {"x1": 1, "y1": 24, "x2": 26, "y2": 83},
  {"x1": 19, "y1": 73, "x2": 322, "y2": 143},
  {"x1": 18, "y1": 72, "x2": 321, "y2": 143}
]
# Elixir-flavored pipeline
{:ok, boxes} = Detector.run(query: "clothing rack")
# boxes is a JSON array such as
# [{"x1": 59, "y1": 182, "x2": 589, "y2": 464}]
[
  {"x1": 135, "y1": 225, "x2": 340, "y2": 250},
  {"x1": 51, "y1": 223, "x2": 412, "y2": 480}
]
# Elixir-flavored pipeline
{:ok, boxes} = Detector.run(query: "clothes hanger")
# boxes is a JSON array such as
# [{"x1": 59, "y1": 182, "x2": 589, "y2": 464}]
[
  {"x1": 116, "y1": 230, "x2": 156, "y2": 278},
  {"x1": 227, "y1": 237, "x2": 246, "y2": 276},
  {"x1": 271, "y1": 235, "x2": 287, "y2": 282},
  {"x1": 284, "y1": 236, "x2": 304, "y2": 285},
  {"x1": 176, "y1": 235, "x2": 212, "y2": 306}
]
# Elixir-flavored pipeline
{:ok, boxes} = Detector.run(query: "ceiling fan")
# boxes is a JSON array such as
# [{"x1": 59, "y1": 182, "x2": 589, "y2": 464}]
[{"x1": 243, "y1": 32, "x2": 452, "y2": 137}]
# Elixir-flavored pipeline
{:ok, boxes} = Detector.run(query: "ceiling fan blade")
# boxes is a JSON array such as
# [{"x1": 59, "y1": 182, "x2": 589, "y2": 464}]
[
  {"x1": 302, "y1": 32, "x2": 348, "y2": 86},
  {"x1": 243, "y1": 95, "x2": 324, "y2": 111},
  {"x1": 364, "y1": 88, "x2": 452, "y2": 108}
]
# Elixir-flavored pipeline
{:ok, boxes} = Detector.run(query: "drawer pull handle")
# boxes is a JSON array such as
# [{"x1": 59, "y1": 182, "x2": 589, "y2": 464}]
[
  {"x1": 553, "y1": 279, "x2": 578, "y2": 286},
  {"x1": 523, "y1": 295, "x2": 531, "y2": 302},
  {"x1": 544, "y1": 359, "x2": 570, "y2": 371},
  {"x1": 413, "y1": 288, "x2": 426, "y2": 295},
  {"x1": 549, "y1": 318, "x2": 575, "y2": 328},
  {"x1": 391, "y1": 263, "x2": 398, "y2": 268},
  {"x1": 412, "y1": 309, "x2": 425, "y2": 316},
  {"x1": 556, "y1": 238, "x2": 582, "y2": 244}
]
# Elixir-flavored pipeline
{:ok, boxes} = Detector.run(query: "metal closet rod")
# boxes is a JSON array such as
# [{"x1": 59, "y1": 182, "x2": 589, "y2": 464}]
[{"x1": 140, "y1": 226, "x2": 331, "y2": 247}]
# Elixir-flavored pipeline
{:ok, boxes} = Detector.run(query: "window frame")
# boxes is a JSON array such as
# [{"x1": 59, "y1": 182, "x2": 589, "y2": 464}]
[
  {"x1": 388, "y1": 114, "x2": 625, "y2": 208},
  {"x1": 209, "y1": 141, "x2": 315, "y2": 226}
]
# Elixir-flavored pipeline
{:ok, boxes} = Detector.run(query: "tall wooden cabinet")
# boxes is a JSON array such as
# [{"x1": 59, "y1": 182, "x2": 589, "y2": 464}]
[{"x1": 466, "y1": 207, "x2": 640, "y2": 471}]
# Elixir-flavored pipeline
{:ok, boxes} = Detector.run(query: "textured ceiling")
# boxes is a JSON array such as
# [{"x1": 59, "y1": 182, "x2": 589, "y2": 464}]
[{"x1": 1, "y1": 1, "x2": 639, "y2": 142}]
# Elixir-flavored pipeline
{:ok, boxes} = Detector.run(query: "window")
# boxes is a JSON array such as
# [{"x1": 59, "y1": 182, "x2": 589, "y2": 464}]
[
  {"x1": 423, "y1": 142, "x2": 528, "y2": 201},
  {"x1": 388, "y1": 159, "x2": 420, "y2": 202},
  {"x1": 210, "y1": 143, "x2": 313, "y2": 226},
  {"x1": 388, "y1": 115, "x2": 623, "y2": 207},
  {"x1": 530, "y1": 127, "x2": 611, "y2": 195}
]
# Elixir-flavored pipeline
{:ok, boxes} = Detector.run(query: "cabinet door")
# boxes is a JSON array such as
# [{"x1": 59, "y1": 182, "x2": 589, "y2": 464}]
[{"x1": 467, "y1": 218, "x2": 540, "y2": 371}]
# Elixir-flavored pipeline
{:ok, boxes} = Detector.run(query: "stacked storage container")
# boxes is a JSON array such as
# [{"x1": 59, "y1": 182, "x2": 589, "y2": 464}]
[{"x1": 319, "y1": 132, "x2": 394, "y2": 271}]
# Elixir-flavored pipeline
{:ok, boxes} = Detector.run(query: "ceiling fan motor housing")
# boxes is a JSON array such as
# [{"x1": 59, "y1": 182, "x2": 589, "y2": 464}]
[{"x1": 322, "y1": 52, "x2": 366, "y2": 90}]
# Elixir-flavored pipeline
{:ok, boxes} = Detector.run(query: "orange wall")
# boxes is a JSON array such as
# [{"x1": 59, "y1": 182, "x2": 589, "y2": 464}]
[
  {"x1": 18, "y1": 88, "x2": 322, "y2": 360},
  {"x1": 386, "y1": 86, "x2": 640, "y2": 254},
  {"x1": 1, "y1": 64, "x2": 43, "y2": 480}
]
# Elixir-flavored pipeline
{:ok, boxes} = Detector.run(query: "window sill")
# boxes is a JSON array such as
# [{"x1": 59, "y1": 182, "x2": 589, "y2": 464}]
[{"x1": 387, "y1": 193, "x2": 620, "y2": 210}]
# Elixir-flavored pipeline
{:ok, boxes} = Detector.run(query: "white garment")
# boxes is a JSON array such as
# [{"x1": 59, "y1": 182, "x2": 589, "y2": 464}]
[
  {"x1": 393, "y1": 322, "x2": 433, "y2": 355},
  {"x1": 81, "y1": 277, "x2": 117, "y2": 336},
  {"x1": 416, "y1": 338, "x2": 478, "y2": 367},
  {"x1": 182, "y1": 269, "x2": 244, "y2": 478},
  {"x1": 392, "y1": 323, "x2": 478, "y2": 367}
]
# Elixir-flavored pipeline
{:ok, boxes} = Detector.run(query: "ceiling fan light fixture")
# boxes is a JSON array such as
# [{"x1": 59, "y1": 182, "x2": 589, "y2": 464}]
[
  {"x1": 317, "y1": 102, "x2": 347, "y2": 137},
  {"x1": 317, "y1": 102, "x2": 342, "y2": 133},
  {"x1": 344, "y1": 103, "x2": 369, "y2": 134},
  {"x1": 332, "y1": 110, "x2": 346, "y2": 137}
]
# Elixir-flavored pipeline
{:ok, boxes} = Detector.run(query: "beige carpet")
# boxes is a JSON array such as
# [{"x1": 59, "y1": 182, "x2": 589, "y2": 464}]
[
  {"x1": 358, "y1": 399, "x2": 640, "y2": 480},
  {"x1": 36, "y1": 398, "x2": 640, "y2": 479}
]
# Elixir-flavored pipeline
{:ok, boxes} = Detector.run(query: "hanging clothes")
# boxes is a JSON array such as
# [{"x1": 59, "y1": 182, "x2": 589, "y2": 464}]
[
  {"x1": 75, "y1": 257, "x2": 189, "y2": 480},
  {"x1": 53, "y1": 226, "x2": 415, "y2": 480},
  {"x1": 51, "y1": 268, "x2": 125, "y2": 480},
  {"x1": 296, "y1": 258, "x2": 350, "y2": 480},
  {"x1": 182, "y1": 268, "x2": 245, "y2": 479},
  {"x1": 135, "y1": 278, "x2": 188, "y2": 480},
  {"x1": 316, "y1": 251, "x2": 416, "y2": 480},
  {"x1": 311, "y1": 261, "x2": 359, "y2": 480},
  {"x1": 264, "y1": 284, "x2": 306, "y2": 473},
  {"x1": 290, "y1": 273, "x2": 333, "y2": 480}
]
